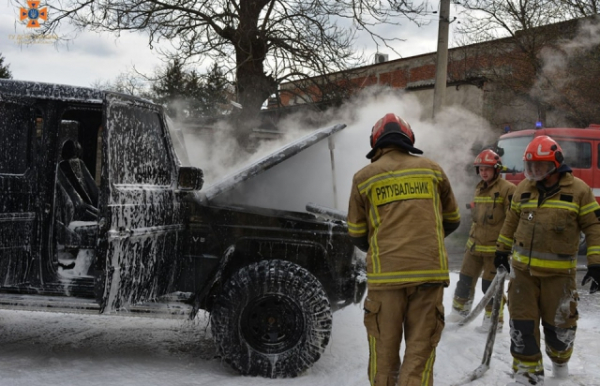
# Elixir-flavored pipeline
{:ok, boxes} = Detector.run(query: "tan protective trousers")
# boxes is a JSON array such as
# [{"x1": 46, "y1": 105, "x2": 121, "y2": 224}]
[
  {"x1": 507, "y1": 268, "x2": 579, "y2": 375},
  {"x1": 363, "y1": 285, "x2": 445, "y2": 386}
]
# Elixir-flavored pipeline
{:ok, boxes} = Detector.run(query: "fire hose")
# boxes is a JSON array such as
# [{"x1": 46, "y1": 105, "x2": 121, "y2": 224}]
[{"x1": 450, "y1": 266, "x2": 508, "y2": 385}]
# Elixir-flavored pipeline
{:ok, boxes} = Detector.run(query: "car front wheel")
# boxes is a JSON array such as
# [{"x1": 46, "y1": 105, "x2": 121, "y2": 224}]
[{"x1": 210, "y1": 259, "x2": 332, "y2": 378}]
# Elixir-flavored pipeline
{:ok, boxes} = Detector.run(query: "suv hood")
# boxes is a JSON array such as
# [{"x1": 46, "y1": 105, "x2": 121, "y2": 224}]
[{"x1": 198, "y1": 123, "x2": 346, "y2": 203}]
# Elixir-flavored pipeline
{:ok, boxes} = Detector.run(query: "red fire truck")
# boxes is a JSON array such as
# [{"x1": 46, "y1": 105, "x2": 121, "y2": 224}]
[{"x1": 496, "y1": 124, "x2": 600, "y2": 254}]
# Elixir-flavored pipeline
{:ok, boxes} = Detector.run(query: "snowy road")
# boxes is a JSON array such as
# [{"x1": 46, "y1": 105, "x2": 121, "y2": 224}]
[{"x1": 1, "y1": 272, "x2": 599, "y2": 386}]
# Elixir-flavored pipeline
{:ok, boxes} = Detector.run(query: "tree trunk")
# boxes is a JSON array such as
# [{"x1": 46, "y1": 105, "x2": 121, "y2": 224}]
[
  {"x1": 233, "y1": 61, "x2": 277, "y2": 144},
  {"x1": 226, "y1": 0, "x2": 278, "y2": 147}
]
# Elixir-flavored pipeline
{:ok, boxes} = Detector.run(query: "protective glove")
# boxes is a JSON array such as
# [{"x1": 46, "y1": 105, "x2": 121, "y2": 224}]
[
  {"x1": 582, "y1": 265, "x2": 600, "y2": 294},
  {"x1": 494, "y1": 250, "x2": 511, "y2": 273}
]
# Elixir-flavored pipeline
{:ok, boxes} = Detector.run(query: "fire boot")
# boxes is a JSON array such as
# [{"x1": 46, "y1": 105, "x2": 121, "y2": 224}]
[
  {"x1": 475, "y1": 313, "x2": 504, "y2": 333},
  {"x1": 446, "y1": 308, "x2": 468, "y2": 323},
  {"x1": 551, "y1": 362, "x2": 568, "y2": 379},
  {"x1": 506, "y1": 373, "x2": 544, "y2": 386}
]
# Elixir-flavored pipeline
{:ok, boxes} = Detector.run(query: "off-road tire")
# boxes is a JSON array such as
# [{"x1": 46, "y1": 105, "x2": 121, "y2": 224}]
[{"x1": 210, "y1": 259, "x2": 332, "y2": 378}]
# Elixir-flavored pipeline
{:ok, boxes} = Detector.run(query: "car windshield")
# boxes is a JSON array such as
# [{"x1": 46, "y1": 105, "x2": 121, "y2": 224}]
[{"x1": 497, "y1": 135, "x2": 533, "y2": 173}]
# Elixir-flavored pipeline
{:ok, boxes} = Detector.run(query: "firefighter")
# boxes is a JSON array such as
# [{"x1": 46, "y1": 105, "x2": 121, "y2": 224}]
[
  {"x1": 495, "y1": 135, "x2": 600, "y2": 386},
  {"x1": 347, "y1": 113, "x2": 460, "y2": 386},
  {"x1": 447, "y1": 149, "x2": 516, "y2": 332}
]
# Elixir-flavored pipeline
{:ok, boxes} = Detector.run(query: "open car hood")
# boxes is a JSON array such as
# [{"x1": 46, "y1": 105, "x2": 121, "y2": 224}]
[{"x1": 200, "y1": 123, "x2": 346, "y2": 203}]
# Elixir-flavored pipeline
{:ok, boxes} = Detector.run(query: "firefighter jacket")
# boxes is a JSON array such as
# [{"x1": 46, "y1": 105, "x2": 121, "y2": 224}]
[
  {"x1": 467, "y1": 176, "x2": 516, "y2": 255},
  {"x1": 496, "y1": 170, "x2": 600, "y2": 275},
  {"x1": 347, "y1": 147, "x2": 461, "y2": 289}
]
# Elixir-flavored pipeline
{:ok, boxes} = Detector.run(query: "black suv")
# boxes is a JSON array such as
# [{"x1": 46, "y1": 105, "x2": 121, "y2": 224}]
[{"x1": 0, "y1": 80, "x2": 366, "y2": 378}]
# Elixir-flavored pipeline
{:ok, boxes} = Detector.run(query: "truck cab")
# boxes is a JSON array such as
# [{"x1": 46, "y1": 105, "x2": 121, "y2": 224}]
[{"x1": 497, "y1": 125, "x2": 600, "y2": 204}]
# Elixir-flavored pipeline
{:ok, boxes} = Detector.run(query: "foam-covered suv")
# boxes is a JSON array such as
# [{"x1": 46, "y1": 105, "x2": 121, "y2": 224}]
[{"x1": 0, "y1": 80, "x2": 366, "y2": 377}]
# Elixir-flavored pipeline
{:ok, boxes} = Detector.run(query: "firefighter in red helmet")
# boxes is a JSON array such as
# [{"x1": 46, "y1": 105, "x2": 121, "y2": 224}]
[
  {"x1": 495, "y1": 135, "x2": 600, "y2": 385},
  {"x1": 447, "y1": 149, "x2": 516, "y2": 332},
  {"x1": 347, "y1": 113, "x2": 460, "y2": 386}
]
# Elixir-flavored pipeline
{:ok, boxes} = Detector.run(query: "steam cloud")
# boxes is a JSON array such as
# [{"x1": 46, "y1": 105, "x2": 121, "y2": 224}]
[
  {"x1": 180, "y1": 86, "x2": 495, "y2": 236},
  {"x1": 533, "y1": 17, "x2": 600, "y2": 126}
]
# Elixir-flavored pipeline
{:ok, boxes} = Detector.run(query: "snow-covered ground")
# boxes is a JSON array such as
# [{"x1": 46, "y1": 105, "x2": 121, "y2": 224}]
[{"x1": 1, "y1": 272, "x2": 598, "y2": 386}]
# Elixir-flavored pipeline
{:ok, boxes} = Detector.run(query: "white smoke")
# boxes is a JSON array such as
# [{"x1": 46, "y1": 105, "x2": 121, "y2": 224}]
[
  {"x1": 181, "y1": 115, "x2": 319, "y2": 185},
  {"x1": 181, "y1": 86, "x2": 494, "y2": 235},
  {"x1": 541, "y1": 17, "x2": 600, "y2": 73},
  {"x1": 533, "y1": 16, "x2": 600, "y2": 125}
]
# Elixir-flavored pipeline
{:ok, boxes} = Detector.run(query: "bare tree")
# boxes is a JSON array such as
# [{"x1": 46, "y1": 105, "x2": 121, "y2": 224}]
[
  {"x1": 456, "y1": 0, "x2": 565, "y2": 85},
  {"x1": 36, "y1": 0, "x2": 429, "y2": 139},
  {"x1": 91, "y1": 71, "x2": 151, "y2": 97},
  {"x1": 453, "y1": 0, "x2": 599, "y2": 127},
  {"x1": 552, "y1": 0, "x2": 600, "y2": 18}
]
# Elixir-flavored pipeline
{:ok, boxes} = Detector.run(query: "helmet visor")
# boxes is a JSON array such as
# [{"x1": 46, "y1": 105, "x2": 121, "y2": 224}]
[{"x1": 523, "y1": 161, "x2": 556, "y2": 181}]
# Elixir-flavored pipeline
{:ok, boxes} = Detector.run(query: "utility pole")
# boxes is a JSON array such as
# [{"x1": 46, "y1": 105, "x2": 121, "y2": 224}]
[{"x1": 432, "y1": 0, "x2": 451, "y2": 120}]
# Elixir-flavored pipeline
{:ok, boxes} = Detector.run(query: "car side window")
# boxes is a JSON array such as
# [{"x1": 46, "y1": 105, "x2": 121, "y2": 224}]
[
  {"x1": 0, "y1": 103, "x2": 33, "y2": 174},
  {"x1": 109, "y1": 105, "x2": 172, "y2": 185},
  {"x1": 557, "y1": 140, "x2": 591, "y2": 169}
]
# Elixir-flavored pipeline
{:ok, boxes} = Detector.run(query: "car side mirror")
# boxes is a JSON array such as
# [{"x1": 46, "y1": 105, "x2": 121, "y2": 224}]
[{"x1": 178, "y1": 166, "x2": 204, "y2": 191}]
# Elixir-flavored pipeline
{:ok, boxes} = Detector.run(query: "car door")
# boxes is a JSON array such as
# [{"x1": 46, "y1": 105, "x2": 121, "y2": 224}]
[
  {"x1": 99, "y1": 93, "x2": 184, "y2": 312},
  {"x1": 0, "y1": 98, "x2": 40, "y2": 287}
]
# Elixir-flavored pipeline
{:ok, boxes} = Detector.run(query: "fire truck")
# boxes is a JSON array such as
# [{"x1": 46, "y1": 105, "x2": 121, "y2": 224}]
[{"x1": 496, "y1": 124, "x2": 600, "y2": 254}]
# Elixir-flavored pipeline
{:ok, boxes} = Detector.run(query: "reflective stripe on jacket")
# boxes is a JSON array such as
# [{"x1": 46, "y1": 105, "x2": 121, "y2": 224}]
[
  {"x1": 467, "y1": 177, "x2": 516, "y2": 255},
  {"x1": 496, "y1": 172, "x2": 600, "y2": 275},
  {"x1": 347, "y1": 147, "x2": 460, "y2": 288},
  {"x1": 512, "y1": 245, "x2": 577, "y2": 270}
]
